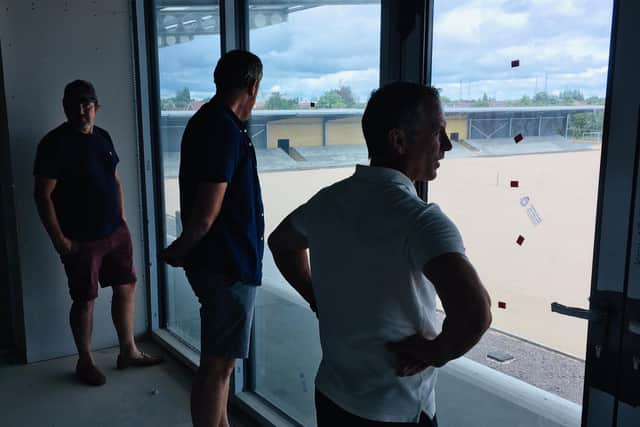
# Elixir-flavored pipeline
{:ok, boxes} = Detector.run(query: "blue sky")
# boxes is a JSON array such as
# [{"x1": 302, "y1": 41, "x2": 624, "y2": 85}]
[{"x1": 158, "y1": 0, "x2": 614, "y2": 103}]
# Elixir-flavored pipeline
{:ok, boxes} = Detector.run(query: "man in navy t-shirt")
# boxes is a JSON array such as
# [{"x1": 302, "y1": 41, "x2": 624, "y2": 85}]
[
  {"x1": 34, "y1": 80, "x2": 162, "y2": 386},
  {"x1": 161, "y1": 50, "x2": 264, "y2": 427}
]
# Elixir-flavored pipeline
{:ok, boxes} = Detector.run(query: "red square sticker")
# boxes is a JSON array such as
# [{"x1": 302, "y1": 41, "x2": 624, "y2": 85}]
[
  {"x1": 510, "y1": 180, "x2": 519, "y2": 188},
  {"x1": 498, "y1": 301, "x2": 507, "y2": 309},
  {"x1": 516, "y1": 235, "x2": 525, "y2": 246},
  {"x1": 514, "y1": 133, "x2": 524, "y2": 143},
  {"x1": 511, "y1": 59, "x2": 520, "y2": 68}
]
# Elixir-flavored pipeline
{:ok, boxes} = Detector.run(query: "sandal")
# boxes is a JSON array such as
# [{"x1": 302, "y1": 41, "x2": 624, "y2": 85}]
[
  {"x1": 75, "y1": 360, "x2": 106, "y2": 386},
  {"x1": 116, "y1": 352, "x2": 164, "y2": 370}
]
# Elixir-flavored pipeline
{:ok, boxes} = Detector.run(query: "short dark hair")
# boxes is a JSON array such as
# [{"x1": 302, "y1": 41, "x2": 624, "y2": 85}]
[
  {"x1": 63, "y1": 79, "x2": 99, "y2": 109},
  {"x1": 213, "y1": 50, "x2": 263, "y2": 92},
  {"x1": 361, "y1": 82, "x2": 441, "y2": 159}
]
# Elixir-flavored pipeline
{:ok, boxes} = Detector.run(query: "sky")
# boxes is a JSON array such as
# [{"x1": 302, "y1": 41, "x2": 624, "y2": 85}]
[{"x1": 158, "y1": 0, "x2": 614, "y2": 103}]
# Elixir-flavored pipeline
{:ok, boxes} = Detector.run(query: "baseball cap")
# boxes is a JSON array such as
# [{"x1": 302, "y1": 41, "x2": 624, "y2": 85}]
[{"x1": 63, "y1": 80, "x2": 98, "y2": 107}]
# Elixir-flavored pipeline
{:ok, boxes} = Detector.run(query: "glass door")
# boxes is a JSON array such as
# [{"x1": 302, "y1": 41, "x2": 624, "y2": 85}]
[
  {"x1": 246, "y1": 1, "x2": 381, "y2": 425},
  {"x1": 591, "y1": 1, "x2": 640, "y2": 425},
  {"x1": 428, "y1": 0, "x2": 619, "y2": 425},
  {"x1": 150, "y1": 0, "x2": 223, "y2": 348}
]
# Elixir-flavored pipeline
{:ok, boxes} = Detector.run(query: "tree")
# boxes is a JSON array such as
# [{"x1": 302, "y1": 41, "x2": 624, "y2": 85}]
[
  {"x1": 336, "y1": 86, "x2": 357, "y2": 107},
  {"x1": 439, "y1": 95, "x2": 452, "y2": 105},
  {"x1": 174, "y1": 87, "x2": 191, "y2": 106},
  {"x1": 264, "y1": 92, "x2": 298, "y2": 109},
  {"x1": 317, "y1": 86, "x2": 359, "y2": 108},
  {"x1": 568, "y1": 110, "x2": 605, "y2": 139},
  {"x1": 586, "y1": 95, "x2": 605, "y2": 105},
  {"x1": 559, "y1": 89, "x2": 584, "y2": 103},
  {"x1": 471, "y1": 93, "x2": 492, "y2": 107},
  {"x1": 161, "y1": 87, "x2": 193, "y2": 110},
  {"x1": 533, "y1": 91, "x2": 559, "y2": 105},
  {"x1": 160, "y1": 98, "x2": 177, "y2": 110},
  {"x1": 317, "y1": 91, "x2": 346, "y2": 108},
  {"x1": 517, "y1": 94, "x2": 533, "y2": 106}
]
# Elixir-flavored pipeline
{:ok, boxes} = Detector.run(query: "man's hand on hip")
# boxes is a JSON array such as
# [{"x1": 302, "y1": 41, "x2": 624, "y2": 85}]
[
  {"x1": 160, "y1": 240, "x2": 187, "y2": 267},
  {"x1": 54, "y1": 236, "x2": 77, "y2": 256},
  {"x1": 385, "y1": 334, "x2": 444, "y2": 376}
]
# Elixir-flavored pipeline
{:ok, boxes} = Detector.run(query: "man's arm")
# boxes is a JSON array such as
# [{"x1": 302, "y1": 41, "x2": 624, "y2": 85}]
[
  {"x1": 268, "y1": 215, "x2": 316, "y2": 310},
  {"x1": 160, "y1": 182, "x2": 227, "y2": 267},
  {"x1": 387, "y1": 253, "x2": 492, "y2": 374},
  {"x1": 115, "y1": 172, "x2": 126, "y2": 221},
  {"x1": 424, "y1": 253, "x2": 492, "y2": 363},
  {"x1": 34, "y1": 176, "x2": 74, "y2": 255}
]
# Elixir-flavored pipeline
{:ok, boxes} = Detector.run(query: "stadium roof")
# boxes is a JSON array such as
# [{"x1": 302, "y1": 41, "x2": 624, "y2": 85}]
[{"x1": 161, "y1": 105, "x2": 604, "y2": 118}]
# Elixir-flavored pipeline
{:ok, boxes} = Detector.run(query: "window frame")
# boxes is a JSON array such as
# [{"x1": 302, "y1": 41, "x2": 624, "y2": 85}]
[
  {"x1": 134, "y1": 1, "x2": 634, "y2": 426},
  {"x1": 136, "y1": 1, "x2": 430, "y2": 426}
]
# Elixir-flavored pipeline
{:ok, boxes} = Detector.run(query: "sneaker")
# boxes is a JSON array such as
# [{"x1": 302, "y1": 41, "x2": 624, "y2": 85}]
[
  {"x1": 116, "y1": 352, "x2": 164, "y2": 370},
  {"x1": 75, "y1": 360, "x2": 106, "y2": 386}
]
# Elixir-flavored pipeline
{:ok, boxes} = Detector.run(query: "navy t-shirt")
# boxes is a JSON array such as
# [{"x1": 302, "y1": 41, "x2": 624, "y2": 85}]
[
  {"x1": 179, "y1": 97, "x2": 264, "y2": 285},
  {"x1": 33, "y1": 123, "x2": 123, "y2": 241}
]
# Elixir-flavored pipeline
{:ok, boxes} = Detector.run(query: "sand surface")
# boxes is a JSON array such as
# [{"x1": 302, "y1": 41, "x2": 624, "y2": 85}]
[{"x1": 163, "y1": 148, "x2": 601, "y2": 358}]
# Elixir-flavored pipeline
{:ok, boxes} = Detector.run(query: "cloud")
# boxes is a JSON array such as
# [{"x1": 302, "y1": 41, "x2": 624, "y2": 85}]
[
  {"x1": 250, "y1": 4, "x2": 381, "y2": 102},
  {"x1": 432, "y1": 0, "x2": 613, "y2": 99},
  {"x1": 157, "y1": 1, "x2": 613, "y2": 102},
  {"x1": 262, "y1": 68, "x2": 379, "y2": 102},
  {"x1": 158, "y1": 35, "x2": 220, "y2": 98},
  {"x1": 436, "y1": 0, "x2": 529, "y2": 45}
]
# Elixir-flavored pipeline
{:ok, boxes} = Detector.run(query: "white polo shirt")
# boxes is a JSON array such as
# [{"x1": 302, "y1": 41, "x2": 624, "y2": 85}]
[{"x1": 289, "y1": 164, "x2": 465, "y2": 422}]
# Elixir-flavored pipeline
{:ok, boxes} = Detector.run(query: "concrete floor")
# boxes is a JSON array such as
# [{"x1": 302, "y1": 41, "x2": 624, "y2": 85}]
[
  {"x1": 0, "y1": 323, "x2": 584, "y2": 427},
  {"x1": 0, "y1": 341, "x2": 258, "y2": 427}
]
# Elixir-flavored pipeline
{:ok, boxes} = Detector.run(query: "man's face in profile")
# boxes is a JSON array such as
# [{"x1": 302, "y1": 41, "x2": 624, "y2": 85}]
[
  {"x1": 248, "y1": 79, "x2": 261, "y2": 112},
  {"x1": 404, "y1": 105, "x2": 452, "y2": 181}
]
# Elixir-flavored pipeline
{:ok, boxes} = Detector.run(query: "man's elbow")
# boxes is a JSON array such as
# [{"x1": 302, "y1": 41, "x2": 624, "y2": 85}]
[
  {"x1": 268, "y1": 222, "x2": 308, "y2": 255},
  {"x1": 196, "y1": 217, "x2": 215, "y2": 235},
  {"x1": 33, "y1": 190, "x2": 47, "y2": 206},
  {"x1": 460, "y1": 301, "x2": 492, "y2": 338},
  {"x1": 473, "y1": 303, "x2": 492, "y2": 336},
  {"x1": 480, "y1": 307, "x2": 492, "y2": 333},
  {"x1": 480, "y1": 291, "x2": 493, "y2": 331},
  {"x1": 267, "y1": 232, "x2": 280, "y2": 254},
  {"x1": 268, "y1": 231, "x2": 292, "y2": 261}
]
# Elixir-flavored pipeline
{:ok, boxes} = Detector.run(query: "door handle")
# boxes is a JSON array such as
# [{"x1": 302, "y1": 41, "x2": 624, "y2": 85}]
[
  {"x1": 550, "y1": 302, "x2": 607, "y2": 322},
  {"x1": 628, "y1": 320, "x2": 640, "y2": 335}
]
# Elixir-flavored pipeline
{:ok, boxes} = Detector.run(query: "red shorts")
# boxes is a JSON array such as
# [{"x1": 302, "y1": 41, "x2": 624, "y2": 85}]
[{"x1": 61, "y1": 224, "x2": 137, "y2": 301}]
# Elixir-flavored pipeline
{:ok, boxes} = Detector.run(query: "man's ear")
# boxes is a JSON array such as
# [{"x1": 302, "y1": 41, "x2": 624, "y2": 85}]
[
  {"x1": 388, "y1": 128, "x2": 407, "y2": 155},
  {"x1": 248, "y1": 79, "x2": 260, "y2": 98}
]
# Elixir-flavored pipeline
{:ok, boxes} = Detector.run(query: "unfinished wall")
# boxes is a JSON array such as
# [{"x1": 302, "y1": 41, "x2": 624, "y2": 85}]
[{"x1": 0, "y1": 0, "x2": 147, "y2": 362}]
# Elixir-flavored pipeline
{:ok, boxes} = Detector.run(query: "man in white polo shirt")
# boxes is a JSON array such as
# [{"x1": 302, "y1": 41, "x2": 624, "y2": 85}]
[{"x1": 268, "y1": 82, "x2": 492, "y2": 426}]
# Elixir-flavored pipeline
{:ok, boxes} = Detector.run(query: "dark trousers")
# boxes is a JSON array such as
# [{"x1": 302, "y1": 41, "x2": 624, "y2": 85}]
[{"x1": 315, "y1": 389, "x2": 438, "y2": 427}]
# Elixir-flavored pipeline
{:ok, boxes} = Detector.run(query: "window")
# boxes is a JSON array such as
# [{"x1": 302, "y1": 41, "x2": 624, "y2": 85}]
[
  {"x1": 430, "y1": 0, "x2": 613, "y2": 410},
  {"x1": 248, "y1": 2, "x2": 381, "y2": 424},
  {"x1": 149, "y1": 1, "x2": 617, "y2": 425},
  {"x1": 153, "y1": 0, "x2": 222, "y2": 349}
]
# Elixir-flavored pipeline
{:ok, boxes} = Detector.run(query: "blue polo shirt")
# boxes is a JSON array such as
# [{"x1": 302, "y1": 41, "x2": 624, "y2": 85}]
[
  {"x1": 179, "y1": 97, "x2": 264, "y2": 284},
  {"x1": 33, "y1": 123, "x2": 123, "y2": 241}
]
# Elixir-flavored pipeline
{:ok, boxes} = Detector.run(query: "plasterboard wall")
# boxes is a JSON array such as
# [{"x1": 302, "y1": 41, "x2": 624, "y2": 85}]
[{"x1": 0, "y1": 0, "x2": 148, "y2": 362}]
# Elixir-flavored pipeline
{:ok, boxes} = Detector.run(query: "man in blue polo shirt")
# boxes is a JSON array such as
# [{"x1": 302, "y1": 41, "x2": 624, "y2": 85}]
[
  {"x1": 34, "y1": 80, "x2": 162, "y2": 386},
  {"x1": 161, "y1": 50, "x2": 263, "y2": 427}
]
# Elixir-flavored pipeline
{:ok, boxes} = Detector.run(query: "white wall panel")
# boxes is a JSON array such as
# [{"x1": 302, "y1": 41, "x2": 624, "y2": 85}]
[{"x1": 0, "y1": 0, "x2": 147, "y2": 362}]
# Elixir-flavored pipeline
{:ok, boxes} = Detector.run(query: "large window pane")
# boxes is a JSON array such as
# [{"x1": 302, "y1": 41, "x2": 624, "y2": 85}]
[
  {"x1": 248, "y1": 2, "x2": 381, "y2": 425},
  {"x1": 154, "y1": 1, "x2": 222, "y2": 348},
  {"x1": 430, "y1": 0, "x2": 613, "y2": 418}
]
